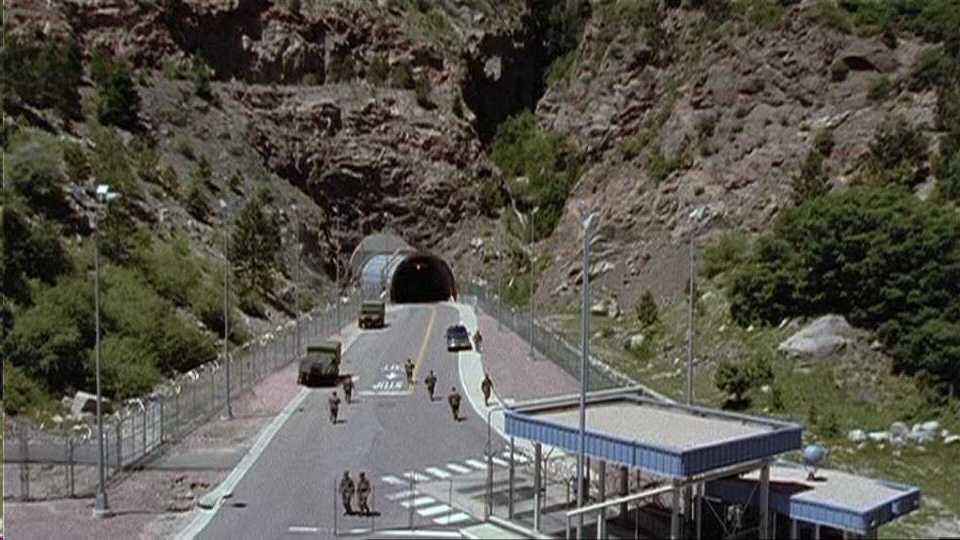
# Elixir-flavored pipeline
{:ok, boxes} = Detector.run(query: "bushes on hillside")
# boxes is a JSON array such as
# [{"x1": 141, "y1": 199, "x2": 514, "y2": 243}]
[
  {"x1": 231, "y1": 191, "x2": 284, "y2": 294},
  {"x1": 792, "y1": 149, "x2": 829, "y2": 203},
  {"x1": 728, "y1": 186, "x2": 960, "y2": 390},
  {"x1": 867, "y1": 114, "x2": 929, "y2": 187},
  {"x1": 1, "y1": 33, "x2": 83, "y2": 119},
  {"x1": 701, "y1": 231, "x2": 749, "y2": 279},
  {"x1": 93, "y1": 52, "x2": 140, "y2": 129},
  {"x1": 489, "y1": 111, "x2": 580, "y2": 239}
]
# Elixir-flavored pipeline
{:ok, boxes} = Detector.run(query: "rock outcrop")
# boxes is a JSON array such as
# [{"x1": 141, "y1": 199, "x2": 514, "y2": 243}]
[{"x1": 778, "y1": 315, "x2": 857, "y2": 358}]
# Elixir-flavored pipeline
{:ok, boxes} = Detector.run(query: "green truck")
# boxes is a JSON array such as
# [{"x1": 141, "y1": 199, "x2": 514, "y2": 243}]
[
  {"x1": 299, "y1": 340, "x2": 341, "y2": 386},
  {"x1": 358, "y1": 300, "x2": 386, "y2": 329}
]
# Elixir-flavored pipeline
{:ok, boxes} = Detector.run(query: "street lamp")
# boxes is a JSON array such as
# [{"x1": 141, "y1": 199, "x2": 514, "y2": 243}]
[
  {"x1": 686, "y1": 206, "x2": 706, "y2": 406},
  {"x1": 512, "y1": 205, "x2": 540, "y2": 361},
  {"x1": 93, "y1": 183, "x2": 119, "y2": 518},
  {"x1": 576, "y1": 199, "x2": 599, "y2": 538},
  {"x1": 332, "y1": 206, "x2": 341, "y2": 333},
  {"x1": 219, "y1": 199, "x2": 233, "y2": 420},
  {"x1": 496, "y1": 217, "x2": 504, "y2": 332},
  {"x1": 292, "y1": 204, "x2": 302, "y2": 362}
]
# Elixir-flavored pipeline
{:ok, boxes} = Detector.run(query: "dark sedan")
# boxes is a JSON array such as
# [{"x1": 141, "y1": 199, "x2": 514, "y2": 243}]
[{"x1": 446, "y1": 324, "x2": 472, "y2": 352}]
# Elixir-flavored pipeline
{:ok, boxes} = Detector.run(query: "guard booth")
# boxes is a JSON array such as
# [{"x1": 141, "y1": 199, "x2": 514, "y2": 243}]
[{"x1": 497, "y1": 389, "x2": 920, "y2": 539}]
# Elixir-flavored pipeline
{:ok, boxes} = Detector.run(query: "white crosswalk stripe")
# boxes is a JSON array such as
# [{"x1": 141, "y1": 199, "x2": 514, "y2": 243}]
[
  {"x1": 416, "y1": 504, "x2": 452, "y2": 517},
  {"x1": 401, "y1": 471, "x2": 432, "y2": 482},
  {"x1": 385, "y1": 489, "x2": 420, "y2": 501},
  {"x1": 433, "y1": 512, "x2": 472, "y2": 525},
  {"x1": 425, "y1": 467, "x2": 451, "y2": 479},
  {"x1": 501, "y1": 450, "x2": 529, "y2": 464},
  {"x1": 399, "y1": 496, "x2": 435, "y2": 508},
  {"x1": 465, "y1": 459, "x2": 487, "y2": 470},
  {"x1": 381, "y1": 475, "x2": 405, "y2": 486},
  {"x1": 445, "y1": 463, "x2": 472, "y2": 475},
  {"x1": 491, "y1": 457, "x2": 509, "y2": 467}
]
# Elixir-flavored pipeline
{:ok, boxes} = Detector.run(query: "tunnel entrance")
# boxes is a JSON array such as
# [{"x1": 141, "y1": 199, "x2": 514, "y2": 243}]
[{"x1": 390, "y1": 253, "x2": 457, "y2": 303}]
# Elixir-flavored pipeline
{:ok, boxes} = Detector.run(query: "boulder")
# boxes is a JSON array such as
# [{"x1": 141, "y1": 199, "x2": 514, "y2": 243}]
[
  {"x1": 889, "y1": 422, "x2": 909, "y2": 438},
  {"x1": 847, "y1": 429, "x2": 867, "y2": 443},
  {"x1": 625, "y1": 333, "x2": 646, "y2": 350},
  {"x1": 867, "y1": 431, "x2": 889, "y2": 443},
  {"x1": 69, "y1": 391, "x2": 111, "y2": 417},
  {"x1": 945, "y1": 435, "x2": 960, "y2": 445},
  {"x1": 778, "y1": 315, "x2": 856, "y2": 358},
  {"x1": 921, "y1": 420, "x2": 940, "y2": 432}
]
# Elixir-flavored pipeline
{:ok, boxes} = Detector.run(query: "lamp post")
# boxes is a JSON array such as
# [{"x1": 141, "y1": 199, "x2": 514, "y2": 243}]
[
  {"x1": 686, "y1": 206, "x2": 706, "y2": 406},
  {"x1": 93, "y1": 184, "x2": 119, "y2": 518},
  {"x1": 219, "y1": 199, "x2": 233, "y2": 420},
  {"x1": 332, "y1": 206, "x2": 341, "y2": 333},
  {"x1": 357, "y1": 217, "x2": 364, "y2": 311},
  {"x1": 496, "y1": 218, "x2": 503, "y2": 332},
  {"x1": 292, "y1": 204, "x2": 301, "y2": 361},
  {"x1": 576, "y1": 200, "x2": 600, "y2": 538},
  {"x1": 528, "y1": 206, "x2": 539, "y2": 360}
]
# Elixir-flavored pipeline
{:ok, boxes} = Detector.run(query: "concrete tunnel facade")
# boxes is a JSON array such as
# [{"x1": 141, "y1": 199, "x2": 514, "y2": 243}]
[{"x1": 349, "y1": 232, "x2": 457, "y2": 303}]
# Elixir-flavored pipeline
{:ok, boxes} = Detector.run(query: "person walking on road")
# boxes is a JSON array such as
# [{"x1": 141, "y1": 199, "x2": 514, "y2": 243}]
[
  {"x1": 329, "y1": 391, "x2": 342, "y2": 424},
  {"x1": 424, "y1": 370, "x2": 437, "y2": 401},
  {"x1": 339, "y1": 470, "x2": 356, "y2": 515},
  {"x1": 473, "y1": 329, "x2": 483, "y2": 352},
  {"x1": 480, "y1": 373, "x2": 493, "y2": 406},
  {"x1": 404, "y1": 358, "x2": 415, "y2": 386},
  {"x1": 357, "y1": 472, "x2": 372, "y2": 515},
  {"x1": 448, "y1": 386, "x2": 462, "y2": 421},
  {"x1": 342, "y1": 376, "x2": 354, "y2": 404}
]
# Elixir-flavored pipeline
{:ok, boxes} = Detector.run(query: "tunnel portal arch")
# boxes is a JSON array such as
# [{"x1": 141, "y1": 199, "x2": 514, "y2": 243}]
[{"x1": 351, "y1": 233, "x2": 457, "y2": 303}]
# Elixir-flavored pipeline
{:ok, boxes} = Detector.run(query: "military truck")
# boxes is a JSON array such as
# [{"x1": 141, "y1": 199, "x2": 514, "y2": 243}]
[
  {"x1": 299, "y1": 340, "x2": 341, "y2": 386},
  {"x1": 358, "y1": 300, "x2": 386, "y2": 329}
]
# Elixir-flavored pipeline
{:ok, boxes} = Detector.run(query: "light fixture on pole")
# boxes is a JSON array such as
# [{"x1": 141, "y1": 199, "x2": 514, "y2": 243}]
[
  {"x1": 333, "y1": 206, "x2": 341, "y2": 333},
  {"x1": 576, "y1": 199, "x2": 599, "y2": 539},
  {"x1": 292, "y1": 204, "x2": 301, "y2": 362},
  {"x1": 219, "y1": 199, "x2": 233, "y2": 420},
  {"x1": 528, "y1": 206, "x2": 539, "y2": 361},
  {"x1": 496, "y1": 217, "x2": 503, "y2": 332},
  {"x1": 686, "y1": 205, "x2": 706, "y2": 405},
  {"x1": 94, "y1": 183, "x2": 119, "y2": 518}
]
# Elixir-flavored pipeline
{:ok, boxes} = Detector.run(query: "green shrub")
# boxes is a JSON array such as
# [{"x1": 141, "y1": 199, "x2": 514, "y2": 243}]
[
  {"x1": 192, "y1": 58, "x2": 213, "y2": 100},
  {"x1": 820, "y1": 410, "x2": 841, "y2": 438},
  {"x1": 868, "y1": 114, "x2": 929, "y2": 187},
  {"x1": 414, "y1": 73, "x2": 433, "y2": 108},
  {"x1": 867, "y1": 75, "x2": 894, "y2": 101},
  {"x1": 88, "y1": 124, "x2": 138, "y2": 198},
  {"x1": 327, "y1": 50, "x2": 355, "y2": 83},
  {"x1": 635, "y1": 289, "x2": 659, "y2": 328},
  {"x1": 715, "y1": 360, "x2": 752, "y2": 405},
  {"x1": 769, "y1": 384, "x2": 786, "y2": 412},
  {"x1": 237, "y1": 285, "x2": 266, "y2": 317},
  {"x1": 729, "y1": 186, "x2": 960, "y2": 390},
  {"x1": 5, "y1": 134, "x2": 68, "y2": 219},
  {"x1": 737, "y1": 0, "x2": 783, "y2": 29},
  {"x1": 810, "y1": 0, "x2": 853, "y2": 33},
  {"x1": 95, "y1": 55, "x2": 140, "y2": 129},
  {"x1": 391, "y1": 60, "x2": 415, "y2": 89},
  {"x1": 62, "y1": 142, "x2": 91, "y2": 183},
  {"x1": 176, "y1": 136, "x2": 197, "y2": 160},
  {"x1": 792, "y1": 149, "x2": 829, "y2": 203},
  {"x1": 1, "y1": 33, "x2": 83, "y2": 119},
  {"x1": 489, "y1": 111, "x2": 580, "y2": 239},
  {"x1": 702, "y1": 231, "x2": 749, "y2": 279},
  {"x1": 142, "y1": 234, "x2": 200, "y2": 306},
  {"x1": 829, "y1": 59, "x2": 849, "y2": 82},
  {"x1": 3, "y1": 207, "x2": 72, "y2": 305},
  {"x1": 95, "y1": 335, "x2": 162, "y2": 399},
  {"x1": 545, "y1": 50, "x2": 577, "y2": 86},
  {"x1": 813, "y1": 128, "x2": 835, "y2": 156},
  {"x1": 937, "y1": 150, "x2": 960, "y2": 201},
  {"x1": 3, "y1": 360, "x2": 52, "y2": 415},
  {"x1": 367, "y1": 54, "x2": 389, "y2": 85}
]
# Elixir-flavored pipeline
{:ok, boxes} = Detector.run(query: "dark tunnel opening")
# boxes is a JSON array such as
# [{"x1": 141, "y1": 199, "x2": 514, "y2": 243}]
[{"x1": 390, "y1": 254, "x2": 457, "y2": 303}]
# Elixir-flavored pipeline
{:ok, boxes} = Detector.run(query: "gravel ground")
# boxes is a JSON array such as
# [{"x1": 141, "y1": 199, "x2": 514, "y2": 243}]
[
  {"x1": 4, "y1": 361, "x2": 304, "y2": 540},
  {"x1": 477, "y1": 310, "x2": 581, "y2": 401}
]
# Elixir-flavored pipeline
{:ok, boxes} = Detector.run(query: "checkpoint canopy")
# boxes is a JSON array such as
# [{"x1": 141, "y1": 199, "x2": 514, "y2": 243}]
[{"x1": 505, "y1": 391, "x2": 803, "y2": 478}]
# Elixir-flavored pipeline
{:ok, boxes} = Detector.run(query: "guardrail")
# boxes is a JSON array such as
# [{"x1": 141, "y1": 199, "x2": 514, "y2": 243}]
[{"x1": 3, "y1": 296, "x2": 358, "y2": 501}]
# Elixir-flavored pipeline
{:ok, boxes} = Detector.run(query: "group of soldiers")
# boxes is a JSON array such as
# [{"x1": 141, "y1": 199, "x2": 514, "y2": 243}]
[
  {"x1": 339, "y1": 470, "x2": 372, "y2": 515},
  {"x1": 327, "y1": 375, "x2": 355, "y2": 424}
]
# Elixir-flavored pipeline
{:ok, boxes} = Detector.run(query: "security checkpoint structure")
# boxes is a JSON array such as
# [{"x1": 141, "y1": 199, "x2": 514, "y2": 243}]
[{"x1": 490, "y1": 389, "x2": 920, "y2": 539}]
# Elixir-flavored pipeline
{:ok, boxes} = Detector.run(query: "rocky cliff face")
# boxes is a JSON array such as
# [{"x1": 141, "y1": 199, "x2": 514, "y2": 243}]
[{"x1": 534, "y1": 6, "x2": 939, "y2": 309}]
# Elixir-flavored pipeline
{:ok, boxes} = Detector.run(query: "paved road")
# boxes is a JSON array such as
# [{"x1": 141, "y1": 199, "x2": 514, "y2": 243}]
[{"x1": 192, "y1": 303, "x2": 507, "y2": 539}]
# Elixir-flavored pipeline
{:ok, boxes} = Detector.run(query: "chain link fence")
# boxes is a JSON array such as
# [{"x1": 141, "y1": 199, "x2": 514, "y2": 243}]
[
  {"x1": 3, "y1": 296, "x2": 358, "y2": 501},
  {"x1": 463, "y1": 283, "x2": 636, "y2": 393}
]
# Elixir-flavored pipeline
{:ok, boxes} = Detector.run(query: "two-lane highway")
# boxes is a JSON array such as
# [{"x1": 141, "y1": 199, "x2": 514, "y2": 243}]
[{"x1": 190, "y1": 303, "x2": 498, "y2": 539}]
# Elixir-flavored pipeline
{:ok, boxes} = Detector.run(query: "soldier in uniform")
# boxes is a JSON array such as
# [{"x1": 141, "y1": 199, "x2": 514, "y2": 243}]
[
  {"x1": 356, "y1": 471, "x2": 372, "y2": 515},
  {"x1": 339, "y1": 470, "x2": 356, "y2": 515},
  {"x1": 329, "y1": 391, "x2": 342, "y2": 424},
  {"x1": 473, "y1": 329, "x2": 483, "y2": 352},
  {"x1": 480, "y1": 373, "x2": 493, "y2": 406},
  {"x1": 342, "y1": 376, "x2": 355, "y2": 404},
  {"x1": 424, "y1": 370, "x2": 438, "y2": 401},
  {"x1": 404, "y1": 358, "x2": 415, "y2": 386},
  {"x1": 448, "y1": 386, "x2": 462, "y2": 421}
]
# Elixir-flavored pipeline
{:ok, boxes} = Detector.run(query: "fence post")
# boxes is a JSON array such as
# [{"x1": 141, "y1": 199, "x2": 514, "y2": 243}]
[
  {"x1": 68, "y1": 435, "x2": 76, "y2": 497},
  {"x1": 142, "y1": 406, "x2": 148, "y2": 455},
  {"x1": 408, "y1": 475, "x2": 415, "y2": 530},
  {"x1": 19, "y1": 427, "x2": 30, "y2": 501},
  {"x1": 159, "y1": 398, "x2": 165, "y2": 444},
  {"x1": 116, "y1": 416, "x2": 123, "y2": 470}
]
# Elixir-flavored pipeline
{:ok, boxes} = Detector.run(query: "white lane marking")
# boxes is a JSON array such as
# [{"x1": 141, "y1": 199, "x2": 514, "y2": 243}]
[
  {"x1": 501, "y1": 450, "x2": 528, "y2": 463},
  {"x1": 492, "y1": 457, "x2": 509, "y2": 467},
  {"x1": 358, "y1": 390, "x2": 410, "y2": 397},
  {"x1": 465, "y1": 459, "x2": 487, "y2": 470},
  {"x1": 425, "y1": 466, "x2": 451, "y2": 479},
  {"x1": 399, "y1": 496, "x2": 436, "y2": 508},
  {"x1": 385, "y1": 489, "x2": 420, "y2": 501},
  {"x1": 446, "y1": 463, "x2": 472, "y2": 474},
  {"x1": 288, "y1": 526, "x2": 319, "y2": 533},
  {"x1": 373, "y1": 531, "x2": 464, "y2": 539},
  {"x1": 381, "y1": 475, "x2": 405, "y2": 486},
  {"x1": 402, "y1": 471, "x2": 431, "y2": 482},
  {"x1": 433, "y1": 512, "x2": 472, "y2": 525},
  {"x1": 416, "y1": 503, "x2": 452, "y2": 517}
]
